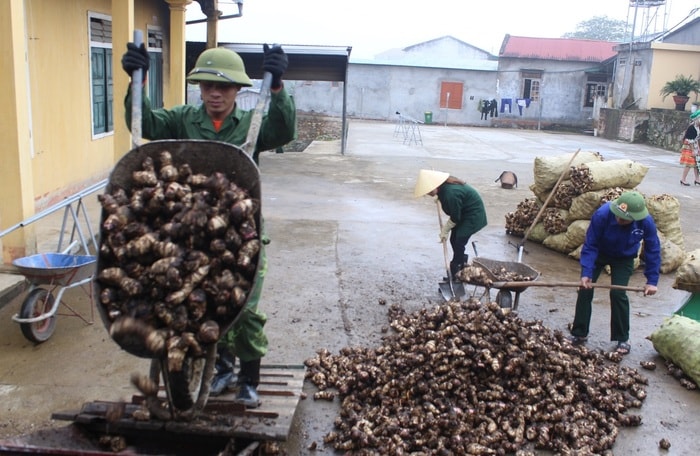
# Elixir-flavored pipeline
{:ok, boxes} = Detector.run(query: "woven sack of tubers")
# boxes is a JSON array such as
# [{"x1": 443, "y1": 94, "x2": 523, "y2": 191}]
[
  {"x1": 530, "y1": 150, "x2": 603, "y2": 195},
  {"x1": 569, "y1": 159, "x2": 648, "y2": 193},
  {"x1": 646, "y1": 194, "x2": 684, "y2": 249},
  {"x1": 673, "y1": 248, "x2": 700, "y2": 292},
  {"x1": 649, "y1": 315, "x2": 700, "y2": 388}
]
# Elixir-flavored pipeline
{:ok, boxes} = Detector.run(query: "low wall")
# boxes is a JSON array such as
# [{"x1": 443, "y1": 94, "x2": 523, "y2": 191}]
[{"x1": 600, "y1": 107, "x2": 692, "y2": 152}]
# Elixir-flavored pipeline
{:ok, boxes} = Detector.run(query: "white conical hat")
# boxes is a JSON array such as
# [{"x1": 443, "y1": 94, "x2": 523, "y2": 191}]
[{"x1": 414, "y1": 169, "x2": 449, "y2": 197}]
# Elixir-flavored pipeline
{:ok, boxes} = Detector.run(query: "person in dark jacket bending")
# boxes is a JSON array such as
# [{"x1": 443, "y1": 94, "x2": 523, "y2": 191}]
[
  {"x1": 569, "y1": 191, "x2": 660, "y2": 355},
  {"x1": 414, "y1": 170, "x2": 487, "y2": 279}
]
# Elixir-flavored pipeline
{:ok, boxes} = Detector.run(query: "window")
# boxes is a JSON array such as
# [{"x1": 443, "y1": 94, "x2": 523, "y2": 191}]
[
  {"x1": 147, "y1": 27, "x2": 164, "y2": 108},
  {"x1": 584, "y1": 75, "x2": 608, "y2": 108},
  {"x1": 89, "y1": 13, "x2": 113, "y2": 137},
  {"x1": 440, "y1": 82, "x2": 463, "y2": 109},
  {"x1": 521, "y1": 70, "x2": 542, "y2": 102}
]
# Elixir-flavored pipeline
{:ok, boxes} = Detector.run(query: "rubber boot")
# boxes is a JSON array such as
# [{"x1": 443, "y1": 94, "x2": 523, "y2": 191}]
[
  {"x1": 235, "y1": 359, "x2": 261, "y2": 408},
  {"x1": 210, "y1": 346, "x2": 236, "y2": 396},
  {"x1": 450, "y1": 260, "x2": 463, "y2": 281}
]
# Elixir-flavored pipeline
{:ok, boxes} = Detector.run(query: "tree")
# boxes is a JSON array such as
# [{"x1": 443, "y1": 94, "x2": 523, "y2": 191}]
[{"x1": 562, "y1": 16, "x2": 629, "y2": 42}]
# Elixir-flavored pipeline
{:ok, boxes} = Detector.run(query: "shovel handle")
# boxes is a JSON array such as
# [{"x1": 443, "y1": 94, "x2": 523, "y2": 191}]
[
  {"x1": 490, "y1": 280, "x2": 646, "y2": 292},
  {"x1": 517, "y1": 149, "x2": 581, "y2": 260},
  {"x1": 436, "y1": 200, "x2": 456, "y2": 297}
]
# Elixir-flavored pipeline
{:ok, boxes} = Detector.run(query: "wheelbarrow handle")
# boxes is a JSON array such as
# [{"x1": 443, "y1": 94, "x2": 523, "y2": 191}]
[
  {"x1": 490, "y1": 281, "x2": 646, "y2": 293},
  {"x1": 131, "y1": 29, "x2": 144, "y2": 149},
  {"x1": 242, "y1": 71, "x2": 273, "y2": 157}
]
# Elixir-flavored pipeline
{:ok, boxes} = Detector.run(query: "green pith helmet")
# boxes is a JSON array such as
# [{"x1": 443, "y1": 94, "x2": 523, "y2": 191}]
[
  {"x1": 610, "y1": 191, "x2": 648, "y2": 221},
  {"x1": 186, "y1": 47, "x2": 253, "y2": 86},
  {"x1": 691, "y1": 110, "x2": 700, "y2": 121}
]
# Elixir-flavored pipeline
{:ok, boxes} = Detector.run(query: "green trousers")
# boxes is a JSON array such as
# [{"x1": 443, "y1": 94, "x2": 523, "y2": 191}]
[
  {"x1": 571, "y1": 255, "x2": 634, "y2": 342},
  {"x1": 219, "y1": 244, "x2": 269, "y2": 362}
]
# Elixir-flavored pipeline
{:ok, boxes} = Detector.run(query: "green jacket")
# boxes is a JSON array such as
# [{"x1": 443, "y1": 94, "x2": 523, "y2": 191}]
[
  {"x1": 438, "y1": 183, "x2": 488, "y2": 238},
  {"x1": 125, "y1": 88, "x2": 297, "y2": 163}
]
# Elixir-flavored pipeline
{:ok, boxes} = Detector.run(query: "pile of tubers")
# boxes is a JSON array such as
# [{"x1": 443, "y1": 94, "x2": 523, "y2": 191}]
[
  {"x1": 305, "y1": 299, "x2": 648, "y2": 454},
  {"x1": 97, "y1": 150, "x2": 260, "y2": 371},
  {"x1": 505, "y1": 198, "x2": 541, "y2": 236}
]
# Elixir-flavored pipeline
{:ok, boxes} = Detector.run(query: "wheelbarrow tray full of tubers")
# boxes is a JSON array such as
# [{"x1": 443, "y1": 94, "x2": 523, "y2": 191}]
[
  {"x1": 460, "y1": 257, "x2": 541, "y2": 310},
  {"x1": 95, "y1": 139, "x2": 263, "y2": 417},
  {"x1": 460, "y1": 256, "x2": 647, "y2": 310}
]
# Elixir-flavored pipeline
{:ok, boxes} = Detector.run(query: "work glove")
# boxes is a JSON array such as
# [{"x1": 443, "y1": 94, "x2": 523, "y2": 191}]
[
  {"x1": 121, "y1": 42, "x2": 149, "y2": 78},
  {"x1": 439, "y1": 218, "x2": 456, "y2": 243},
  {"x1": 262, "y1": 43, "x2": 288, "y2": 90}
]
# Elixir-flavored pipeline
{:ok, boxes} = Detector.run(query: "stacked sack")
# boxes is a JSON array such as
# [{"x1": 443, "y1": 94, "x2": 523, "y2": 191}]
[{"x1": 504, "y1": 151, "x2": 686, "y2": 274}]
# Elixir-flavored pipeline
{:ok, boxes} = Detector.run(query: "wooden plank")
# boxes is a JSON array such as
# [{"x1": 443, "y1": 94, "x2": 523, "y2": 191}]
[{"x1": 52, "y1": 365, "x2": 305, "y2": 442}]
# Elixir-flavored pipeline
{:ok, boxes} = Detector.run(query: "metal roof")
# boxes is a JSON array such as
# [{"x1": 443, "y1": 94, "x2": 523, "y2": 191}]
[
  {"x1": 350, "y1": 57, "x2": 498, "y2": 72},
  {"x1": 499, "y1": 35, "x2": 618, "y2": 62},
  {"x1": 186, "y1": 42, "x2": 352, "y2": 82}
]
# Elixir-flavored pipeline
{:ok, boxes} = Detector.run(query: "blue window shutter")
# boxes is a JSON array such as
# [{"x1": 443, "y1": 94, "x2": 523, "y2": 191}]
[
  {"x1": 107, "y1": 49, "x2": 113, "y2": 131},
  {"x1": 92, "y1": 48, "x2": 106, "y2": 134},
  {"x1": 148, "y1": 52, "x2": 163, "y2": 108}
]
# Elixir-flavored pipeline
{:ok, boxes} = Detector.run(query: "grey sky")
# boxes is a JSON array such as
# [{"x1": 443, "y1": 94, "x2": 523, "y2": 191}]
[{"x1": 185, "y1": 0, "x2": 699, "y2": 59}]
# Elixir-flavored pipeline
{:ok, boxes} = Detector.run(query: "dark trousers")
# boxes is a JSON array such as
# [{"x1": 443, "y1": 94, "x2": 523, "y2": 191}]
[
  {"x1": 571, "y1": 255, "x2": 634, "y2": 342},
  {"x1": 449, "y1": 233, "x2": 471, "y2": 277},
  {"x1": 500, "y1": 98, "x2": 512, "y2": 113}
]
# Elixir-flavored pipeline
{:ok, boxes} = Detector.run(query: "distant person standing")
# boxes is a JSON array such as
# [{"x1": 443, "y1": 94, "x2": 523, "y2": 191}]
[
  {"x1": 679, "y1": 110, "x2": 700, "y2": 186},
  {"x1": 414, "y1": 170, "x2": 487, "y2": 279}
]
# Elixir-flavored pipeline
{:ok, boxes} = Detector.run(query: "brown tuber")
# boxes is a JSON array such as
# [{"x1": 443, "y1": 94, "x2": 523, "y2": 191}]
[{"x1": 130, "y1": 372, "x2": 159, "y2": 397}]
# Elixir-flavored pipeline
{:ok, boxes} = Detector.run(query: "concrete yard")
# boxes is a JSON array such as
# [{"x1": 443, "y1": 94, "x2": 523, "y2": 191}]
[{"x1": 1, "y1": 119, "x2": 700, "y2": 454}]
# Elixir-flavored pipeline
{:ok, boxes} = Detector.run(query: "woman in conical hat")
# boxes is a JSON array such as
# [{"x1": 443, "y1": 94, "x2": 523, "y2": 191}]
[{"x1": 414, "y1": 170, "x2": 487, "y2": 279}]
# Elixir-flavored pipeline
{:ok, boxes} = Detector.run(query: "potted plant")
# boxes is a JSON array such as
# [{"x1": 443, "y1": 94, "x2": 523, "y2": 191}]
[{"x1": 660, "y1": 74, "x2": 700, "y2": 111}]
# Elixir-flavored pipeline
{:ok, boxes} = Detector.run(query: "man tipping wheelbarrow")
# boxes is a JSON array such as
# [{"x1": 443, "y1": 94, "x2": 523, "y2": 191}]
[
  {"x1": 414, "y1": 170, "x2": 487, "y2": 300},
  {"x1": 120, "y1": 42, "x2": 295, "y2": 408}
]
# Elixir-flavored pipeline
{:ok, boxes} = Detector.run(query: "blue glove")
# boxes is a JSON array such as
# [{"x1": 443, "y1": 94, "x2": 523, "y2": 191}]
[{"x1": 262, "y1": 44, "x2": 288, "y2": 90}]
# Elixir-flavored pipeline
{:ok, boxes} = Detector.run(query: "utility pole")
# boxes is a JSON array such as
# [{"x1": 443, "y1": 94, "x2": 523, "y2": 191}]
[{"x1": 200, "y1": 0, "x2": 221, "y2": 48}]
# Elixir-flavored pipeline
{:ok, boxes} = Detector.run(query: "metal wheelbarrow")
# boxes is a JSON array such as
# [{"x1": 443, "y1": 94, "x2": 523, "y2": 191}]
[
  {"x1": 95, "y1": 139, "x2": 263, "y2": 419},
  {"x1": 464, "y1": 257, "x2": 647, "y2": 310},
  {"x1": 465, "y1": 257, "x2": 541, "y2": 310},
  {"x1": 12, "y1": 245, "x2": 96, "y2": 343}
]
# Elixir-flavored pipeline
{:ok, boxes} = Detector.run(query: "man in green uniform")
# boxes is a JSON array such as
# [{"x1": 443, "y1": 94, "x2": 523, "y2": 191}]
[{"x1": 121, "y1": 43, "x2": 296, "y2": 408}]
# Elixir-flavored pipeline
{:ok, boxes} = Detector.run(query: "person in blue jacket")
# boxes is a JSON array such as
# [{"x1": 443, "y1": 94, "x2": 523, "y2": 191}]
[{"x1": 569, "y1": 191, "x2": 660, "y2": 355}]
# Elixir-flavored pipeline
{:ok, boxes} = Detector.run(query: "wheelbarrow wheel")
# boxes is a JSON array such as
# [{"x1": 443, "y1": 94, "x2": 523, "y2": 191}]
[
  {"x1": 166, "y1": 344, "x2": 217, "y2": 413},
  {"x1": 495, "y1": 290, "x2": 513, "y2": 309},
  {"x1": 19, "y1": 288, "x2": 57, "y2": 343},
  {"x1": 167, "y1": 356, "x2": 205, "y2": 410}
]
